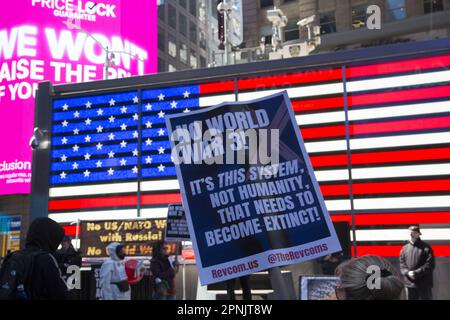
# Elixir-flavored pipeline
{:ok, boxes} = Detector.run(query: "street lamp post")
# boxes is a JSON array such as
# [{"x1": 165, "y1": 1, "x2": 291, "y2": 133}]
[
  {"x1": 217, "y1": 0, "x2": 233, "y2": 65},
  {"x1": 62, "y1": 21, "x2": 144, "y2": 80}
]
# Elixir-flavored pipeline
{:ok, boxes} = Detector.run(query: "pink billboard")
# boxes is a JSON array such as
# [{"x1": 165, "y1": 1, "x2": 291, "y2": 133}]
[{"x1": 0, "y1": 0, "x2": 158, "y2": 195}]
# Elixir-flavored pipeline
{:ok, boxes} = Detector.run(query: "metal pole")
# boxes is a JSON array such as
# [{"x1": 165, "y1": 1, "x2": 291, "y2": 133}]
[
  {"x1": 175, "y1": 241, "x2": 180, "y2": 264},
  {"x1": 182, "y1": 262, "x2": 186, "y2": 300},
  {"x1": 268, "y1": 267, "x2": 293, "y2": 300},
  {"x1": 342, "y1": 65, "x2": 358, "y2": 257},
  {"x1": 104, "y1": 46, "x2": 109, "y2": 80},
  {"x1": 224, "y1": 4, "x2": 229, "y2": 65},
  {"x1": 137, "y1": 88, "x2": 142, "y2": 218},
  {"x1": 75, "y1": 219, "x2": 80, "y2": 250}
]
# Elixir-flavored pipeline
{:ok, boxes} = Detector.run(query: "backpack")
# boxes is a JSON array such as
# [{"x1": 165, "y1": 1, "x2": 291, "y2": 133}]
[{"x1": 0, "y1": 249, "x2": 46, "y2": 300}]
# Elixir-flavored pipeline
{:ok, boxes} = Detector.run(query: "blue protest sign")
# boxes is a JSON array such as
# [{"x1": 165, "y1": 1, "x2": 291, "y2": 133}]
[
  {"x1": 165, "y1": 204, "x2": 191, "y2": 241},
  {"x1": 166, "y1": 91, "x2": 341, "y2": 285}
]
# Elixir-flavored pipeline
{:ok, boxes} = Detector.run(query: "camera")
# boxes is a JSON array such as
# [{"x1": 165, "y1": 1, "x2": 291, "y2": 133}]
[
  {"x1": 29, "y1": 127, "x2": 49, "y2": 150},
  {"x1": 297, "y1": 15, "x2": 316, "y2": 27}
]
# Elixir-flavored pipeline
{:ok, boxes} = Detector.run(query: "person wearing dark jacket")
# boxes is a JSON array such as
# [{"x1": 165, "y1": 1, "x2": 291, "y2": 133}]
[
  {"x1": 54, "y1": 236, "x2": 82, "y2": 300},
  {"x1": 150, "y1": 241, "x2": 178, "y2": 300},
  {"x1": 25, "y1": 217, "x2": 68, "y2": 300},
  {"x1": 399, "y1": 226, "x2": 435, "y2": 300},
  {"x1": 54, "y1": 236, "x2": 82, "y2": 276}
]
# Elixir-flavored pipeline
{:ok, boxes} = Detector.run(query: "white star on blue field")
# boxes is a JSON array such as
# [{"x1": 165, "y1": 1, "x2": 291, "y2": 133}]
[{"x1": 50, "y1": 85, "x2": 200, "y2": 185}]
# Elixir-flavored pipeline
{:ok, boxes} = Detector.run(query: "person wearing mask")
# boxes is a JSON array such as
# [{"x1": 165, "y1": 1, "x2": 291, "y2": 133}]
[
  {"x1": 335, "y1": 255, "x2": 404, "y2": 300},
  {"x1": 13, "y1": 217, "x2": 67, "y2": 300},
  {"x1": 99, "y1": 242, "x2": 131, "y2": 300},
  {"x1": 150, "y1": 241, "x2": 178, "y2": 300},
  {"x1": 399, "y1": 226, "x2": 435, "y2": 300}
]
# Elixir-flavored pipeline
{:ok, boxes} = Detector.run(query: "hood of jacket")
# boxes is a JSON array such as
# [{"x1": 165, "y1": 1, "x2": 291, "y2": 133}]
[
  {"x1": 106, "y1": 242, "x2": 122, "y2": 261},
  {"x1": 25, "y1": 217, "x2": 65, "y2": 254}
]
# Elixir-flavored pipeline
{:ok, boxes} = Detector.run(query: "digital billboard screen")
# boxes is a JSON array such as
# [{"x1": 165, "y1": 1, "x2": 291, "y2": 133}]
[
  {"x1": 47, "y1": 50, "x2": 450, "y2": 260},
  {"x1": 0, "y1": 0, "x2": 158, "y2": 195}
]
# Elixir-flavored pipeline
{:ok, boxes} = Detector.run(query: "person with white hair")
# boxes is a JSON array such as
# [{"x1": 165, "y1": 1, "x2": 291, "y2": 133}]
[{"x1": 335, "y1": 255, "x2": 404, "y2": 300}]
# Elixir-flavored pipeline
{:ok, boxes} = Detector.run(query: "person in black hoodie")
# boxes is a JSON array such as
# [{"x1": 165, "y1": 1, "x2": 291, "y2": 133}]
[
  {"x1": 54, "y1": 236, "x2": 82, "y2": 300},
  {"x1": 55, "y1": 236, "x2": 82, "y2": 276},
  {"x1": 24, "y1": 217, "x2": 68, "y2": 300},
  {"x1": 399, "y1": 226, "x2": 435, "y2": 300}
]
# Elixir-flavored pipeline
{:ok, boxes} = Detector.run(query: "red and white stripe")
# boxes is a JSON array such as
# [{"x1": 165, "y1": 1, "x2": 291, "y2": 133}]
[{"x1": 51, "y1": 53, "x2": 450, "y2": 258}]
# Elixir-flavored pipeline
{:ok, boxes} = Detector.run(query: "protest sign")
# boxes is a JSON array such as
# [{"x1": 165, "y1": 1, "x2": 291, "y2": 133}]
[
  {"x1": 165, "y1": 204, "x2": 191, "y2": 241},
  {"x1": 91, "y1": 264, "x2": 103, "y2": 300},
  {"x1": 300, "y1": 276, "x2": 339, "y2": 300},
  {"x1": 79, "y1": 219, "x2": 177, "y2": 257},
  {"x1": 166, "y1": 91, "x2": 341, "y2": 285}
]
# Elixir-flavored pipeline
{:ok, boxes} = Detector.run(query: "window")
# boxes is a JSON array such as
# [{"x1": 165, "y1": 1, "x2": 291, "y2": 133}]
[
  {"x1": 168, "y1": 34, "x2": 177, "y2": 58},
  {"x1": 424, "y1": 0, "x2": 444, "y2": 14},
  {"x1": 352, "y1": 4, "x2": 367, "y2": 29},
  {"x1": 168, "y1": 64, "x2": 176, "y2": 72},
  {"x1": 158, "y1": 32, "x2": 165, "y2": 52},
  {"x1": 179, "y1": 13, "x2": 187, "y2": 36},
  {"x1": 200, "y1": 30, "x2": 206, "y2": 49},
  {"x1": 179, "y1": 0, "x2": 187, "y2": 9},
  {"x1": 260, "y1": 25, "x2": 272, "y2": 45},
  {"x1": 200, "y1": 56, "x2": 206, "y2": 68},
  {"x1": 190, "y1": 22, "x2": 197, "y2": 44},
  {"x1": 190, "y1": 49, "x2": 198, "y2": 69},
  {"x1": 158, "y1": 4, "x2": 165, "y2": 21},
  {"x1": 260, "y1": 0, "x2": 274, "y2": 8},
  {"x1": 158, "y1": 58, "x2": 166, "y2": 72},
  {"x1": 199, "y1": 1, "x2": 207, "y2": 23},
  {"x1": 319, "y1": 11, "x2": 336, "y2": 34},
  {"x1": 385, "y1": 0, "x2": 406, "y2": 22},
  {"x1": 210, "y1": 0, "x2": 218, "y2": 19},
  {"x1": 180, "y1": 43, "x2": 188, "y2": 64},
  {"x1": 189, "y1": 0, "x2": 197, "y2": 16},
  {"x1": 284, "y1": 20, "x2": 299, "y2": 41},
  {"x1": 168, "y1": 4, "x2": 177, "y2": 29}
]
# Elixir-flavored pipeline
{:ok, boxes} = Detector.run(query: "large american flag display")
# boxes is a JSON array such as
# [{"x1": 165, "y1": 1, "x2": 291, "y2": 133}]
[{"x1": 48, "y1": 52, "x2": 450, "y2": 258}]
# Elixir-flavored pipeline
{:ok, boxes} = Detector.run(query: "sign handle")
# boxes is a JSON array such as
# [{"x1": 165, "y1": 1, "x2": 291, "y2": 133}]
[
  {"x1": 182, "y1": 263, "x2": 186, "y2": 300},
  {"x1": 173, "y1": 241, "x2": 180, "y2": 274},
  {"x1": 175, "y1": 241, "x2": 180, "y2": 264},
  {"x1": 268, "y1": 267, "x2": 295, "y2": 300},
  {"x1": 75, "y1": 219, "x2": 80, "y2": 250}
]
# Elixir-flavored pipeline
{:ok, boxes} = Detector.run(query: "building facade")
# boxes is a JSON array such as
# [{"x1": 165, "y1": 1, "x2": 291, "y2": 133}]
[
  {"x1": 157, "y1": 0, "x2": 209, "y2": 72},
  {"x1": 210, "y1": 0, "x2": 450, "y2": 64}
]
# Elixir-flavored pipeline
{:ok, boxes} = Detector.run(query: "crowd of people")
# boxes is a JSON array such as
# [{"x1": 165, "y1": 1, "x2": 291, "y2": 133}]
[{"x1": 0, "y1": 218, "x2": 436, "y2": 300}]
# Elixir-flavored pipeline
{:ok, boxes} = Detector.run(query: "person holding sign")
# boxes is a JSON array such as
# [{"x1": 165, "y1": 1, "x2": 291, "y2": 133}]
[
  {"x1": 150, "y1": 241, "x2": 179, "y2": 300},
  {"x1": 165, "y1": 91, "x2": 342, "y2": 292}
]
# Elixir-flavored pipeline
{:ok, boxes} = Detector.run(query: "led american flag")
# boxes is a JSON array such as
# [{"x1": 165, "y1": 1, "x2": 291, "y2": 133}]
[
  {"x1": 48, "y1": 81, "x2": 235, "y2": 223},
  {"x1": 236, "y1": 53, "x2": 450, "y2": 257},
  {"x1": 49, "y1": 52, "x2": 450, "y2": 258}
]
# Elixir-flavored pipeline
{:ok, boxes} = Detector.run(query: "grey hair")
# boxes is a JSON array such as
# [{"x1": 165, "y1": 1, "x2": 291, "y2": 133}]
[{"x1": 335, "y1": 255, "x2": 404, "y2": 300}]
